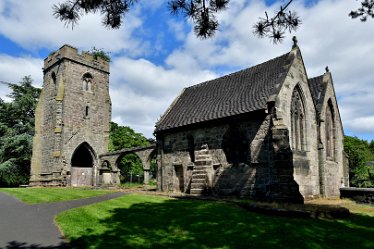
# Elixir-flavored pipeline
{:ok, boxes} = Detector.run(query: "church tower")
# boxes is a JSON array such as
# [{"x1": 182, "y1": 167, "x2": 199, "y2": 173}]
[{"x1": 30, "y1": 45, "x2": 111, "y2": 186}]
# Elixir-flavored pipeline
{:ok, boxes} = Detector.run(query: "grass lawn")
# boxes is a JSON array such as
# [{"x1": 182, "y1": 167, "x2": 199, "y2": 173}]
[
  {"x1": 120, "y1": 182, "x2": 145, "y2": 189},
  {"x1": 0, "y1": 187, "x2": 115, "y2": 204},
  {"x1": 56, "y1": 194, "x2": 374, "y2": 249}
]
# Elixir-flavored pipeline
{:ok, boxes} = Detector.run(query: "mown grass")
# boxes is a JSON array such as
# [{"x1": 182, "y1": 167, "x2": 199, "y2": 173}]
[
  {"x1": 120, "y1": 182, "x2": 144, "y2": 189},
  {"x1": 307, "y1": 198, "x2": 374, "y2": 216},
  {"x1": 56, "y1": 194, "x2": 374, "y2": 249},
  {"x1": 0, "y1": 187, "x2": 114, "y2": 204}
]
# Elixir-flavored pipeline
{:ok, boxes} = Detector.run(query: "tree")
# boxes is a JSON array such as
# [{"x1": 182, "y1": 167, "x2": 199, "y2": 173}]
[
  {"x1": 109, "y1": 121, "x2": 150, "y2": 151},
  {"x1": 344, "y1": 135, "x2": 374, "y2": 188},
  {"x1": 53, "y1": 0, "x2": 300, "y2": 43},
  {"x1": 53, "y1": 1, "x2": 374, "y2": 43},
  {"x1": 349, "y1": 0, "x2": 374, "y2": 22},
  {"x1": 0, "y1": 76, "x2": 41, "y2": 187},
  {"x1": 108, "y1": 122, "x2": 152, "y2": 183}
]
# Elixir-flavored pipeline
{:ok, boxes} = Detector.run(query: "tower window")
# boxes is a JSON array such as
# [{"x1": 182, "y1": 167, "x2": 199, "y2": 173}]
[
  {"x1": 51, "y1": 72, "x2": 57, "y2": 91},
  {"x1": 82, "y1": 73, "x2": 93, "y2": 92},
  {"x1": 85, "y1": 106, "x2": 89, "y2": 117}
]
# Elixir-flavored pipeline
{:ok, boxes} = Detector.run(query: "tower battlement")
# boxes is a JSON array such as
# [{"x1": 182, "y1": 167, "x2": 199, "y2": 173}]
[{"x1": 44, "y1": 44, "x2": 109, "y2": 73}]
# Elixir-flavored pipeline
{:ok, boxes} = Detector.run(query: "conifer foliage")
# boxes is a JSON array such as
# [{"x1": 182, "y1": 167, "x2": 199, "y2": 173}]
[
  {"x1": 349, "y1": 0, "x2": 374, "y2": 22},
  {"x1": 52, "y1": 0, "x2": 301, "y2": 42},
  {"x1": 0, "y1": 77, "x2": 41, "y2": 187}
]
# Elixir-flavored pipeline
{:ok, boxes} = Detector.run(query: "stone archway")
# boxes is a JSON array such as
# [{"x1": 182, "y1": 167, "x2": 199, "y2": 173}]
[
  {"x1": 116, "y1": 152, "x2": 143, "y2": 184},
  {"x1": 70, "y1": 142, "x2": 96, "y2": 186},
  {"x1": 98, "y1": 144, "x2": 156, "y2": 185}
]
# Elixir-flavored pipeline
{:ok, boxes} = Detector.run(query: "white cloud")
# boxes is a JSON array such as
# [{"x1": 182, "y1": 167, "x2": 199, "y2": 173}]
[
  {"x1": 0, "y1": 0, "x2": 145, "y2": 54},
  {"x1": 0, "y1": 0, "x2": 374, "y2": 140},
  {"x1": 0, "y1": 54, "x2": 43, "y2": 101},
  {"x1": 109, "y1": 56, "x2": 217, "y2": 138},
  {"x1": 161, "y1": 0, "x2": 374, "y2": 140}
]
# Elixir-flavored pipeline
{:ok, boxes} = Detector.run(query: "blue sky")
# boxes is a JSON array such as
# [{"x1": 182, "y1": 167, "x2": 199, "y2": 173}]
[{"x1": 1, "y1": 0, "x2": 374, "y2": 141}]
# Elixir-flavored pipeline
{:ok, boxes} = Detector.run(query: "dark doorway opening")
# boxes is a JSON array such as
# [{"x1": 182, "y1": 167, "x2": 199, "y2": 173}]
[
  {"x1": 71, "y1": 143, "x2": 93, "y2": 167},
  {"x1": 222, "y1": 125, "x2": 248, "y2": 165},
  {"x1": 71, "y1": 143, "x2": 95, "y2": 186}
]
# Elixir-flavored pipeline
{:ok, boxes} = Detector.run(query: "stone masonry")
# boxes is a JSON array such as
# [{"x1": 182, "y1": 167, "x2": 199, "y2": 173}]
[{"x1": 30, "y1": 45, "x2": 114, "y2": 186}]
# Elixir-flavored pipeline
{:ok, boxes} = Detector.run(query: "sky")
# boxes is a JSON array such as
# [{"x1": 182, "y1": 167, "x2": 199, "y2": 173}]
[{"x1": 0, "y1": 0, "x2": 373, "y2": 141}]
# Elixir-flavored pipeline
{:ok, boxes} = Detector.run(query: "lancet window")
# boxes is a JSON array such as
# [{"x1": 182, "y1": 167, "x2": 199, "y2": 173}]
[
  {"x1": 325, "y1": 100, "x2": 335, "y2": 160},
  {"x1": 290, "y1": 86, "x2": 306, "y2": 152}
]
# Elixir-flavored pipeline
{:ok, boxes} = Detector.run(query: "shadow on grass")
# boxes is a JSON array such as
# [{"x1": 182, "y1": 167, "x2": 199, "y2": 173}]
[
  {"x1": 67, "y1": 198, "x2": 374, "y2": 249},
  {"x1": 4, "y1": 241, "x2": 69, "y2": 249}
]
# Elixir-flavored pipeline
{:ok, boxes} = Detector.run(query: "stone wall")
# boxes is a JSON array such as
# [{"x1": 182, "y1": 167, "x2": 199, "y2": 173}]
[
  {"x1": 340, "y1": 187, "x2": 374, "y2": 205},
  {"x1": 157, "y1": 112, "x2": 278, "y2": 198},
  {"x1": 273, "y1": 48, "x2": 320, "y2": 199},
  {"x1": 317, "y1": 73, "x2": 347, "y2": 197}
]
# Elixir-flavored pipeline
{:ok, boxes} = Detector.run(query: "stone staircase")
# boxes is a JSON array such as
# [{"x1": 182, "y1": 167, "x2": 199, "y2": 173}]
[{"x1": 190, "y1": 147, "x2": 213, "y2": 195}]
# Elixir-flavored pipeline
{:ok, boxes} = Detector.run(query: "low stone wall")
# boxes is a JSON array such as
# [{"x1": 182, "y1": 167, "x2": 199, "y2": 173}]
[{"x1": 340, "y1": 187, "x2": 374, "y2": 205}]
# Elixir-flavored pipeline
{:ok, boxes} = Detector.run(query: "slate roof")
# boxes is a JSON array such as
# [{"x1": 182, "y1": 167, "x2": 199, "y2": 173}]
[
  {"x1": 308, "y1": 75, "x2": 327, "y2": 113},
  {"x1": 155, "y1": 51, "x2": 294, "y2": 133}
]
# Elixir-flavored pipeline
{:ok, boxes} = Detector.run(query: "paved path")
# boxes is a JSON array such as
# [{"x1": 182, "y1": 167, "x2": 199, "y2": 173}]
[{"x1": 0, "y1": 192, "x2": 126, "y2": 249}]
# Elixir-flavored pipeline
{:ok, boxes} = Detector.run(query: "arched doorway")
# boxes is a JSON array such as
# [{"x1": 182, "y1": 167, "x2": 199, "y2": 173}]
[{"x1": 70, "y1": 142, "x2": 96, "y2": 186}]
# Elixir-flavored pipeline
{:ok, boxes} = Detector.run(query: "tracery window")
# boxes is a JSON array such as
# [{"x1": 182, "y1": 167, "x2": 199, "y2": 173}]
[
  {"x1": 325, "y1": 100, "x2": 335, "y2": 160},
  {"x1": 82, "y1": 73, "x2": 93, "y2": 92},
  {"x1": 290, "y1": 86, "x2": 306, "y2": 152}
]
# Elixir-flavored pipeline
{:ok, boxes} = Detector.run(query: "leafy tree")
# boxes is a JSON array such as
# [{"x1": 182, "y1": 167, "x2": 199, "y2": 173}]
[
  {"x1": 109, "y1": 121, "x2": 150, "y2": 151},
  {"x1": 369, "y1": 140, "x2": 374, "y2": 155},
  {"x1": 344, "y1": 135, "x2": 374, "y2": 188},
  {"x1": 0, "y1": 76, "x2": 41, "y2": 187},
  {"x1": 108, "y1": 122, "x2": 152, "y2": 183}
]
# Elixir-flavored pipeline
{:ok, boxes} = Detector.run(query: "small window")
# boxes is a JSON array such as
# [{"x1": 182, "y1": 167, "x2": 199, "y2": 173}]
[
  {"x1": 51, "y1": 72, "x2": 57, "y2": 91},
  {"x1": 82, "y1": 73, "x2": 93, "y2": 92},
  {"x1": 187, "y1": 135, "x2": 195, "y2": 162},
  {"x1": 85, "y1": 106, "x2": 89, "y2": 117}
]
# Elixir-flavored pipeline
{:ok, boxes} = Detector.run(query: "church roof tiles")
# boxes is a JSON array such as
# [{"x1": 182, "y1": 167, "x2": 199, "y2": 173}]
[
  {"x1": 308, "y1": 75, "x2": 327, "y2": 113},
  {"x1": 155, "y1": 51, "x2": 294, "y2": 133}
]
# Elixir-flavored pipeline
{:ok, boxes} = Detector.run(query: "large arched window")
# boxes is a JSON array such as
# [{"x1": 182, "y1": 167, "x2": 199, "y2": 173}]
[
  {"x1": 325, "y1": 100, "x2": 335, "y2": 160},
  {"x1": 290, "y1": 86, "x2": 306, "y2": 152}
]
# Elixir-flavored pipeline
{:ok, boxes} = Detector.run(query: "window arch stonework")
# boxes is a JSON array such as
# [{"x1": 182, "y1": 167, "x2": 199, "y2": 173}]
[{"x1": 290, "y1": 86, "x2": 306, "y2": 152}]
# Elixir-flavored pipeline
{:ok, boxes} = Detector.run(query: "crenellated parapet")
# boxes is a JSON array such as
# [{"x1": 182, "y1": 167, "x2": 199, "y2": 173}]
[{"x1": 44, "y1": 44, "x2": 109, "y2": 73}]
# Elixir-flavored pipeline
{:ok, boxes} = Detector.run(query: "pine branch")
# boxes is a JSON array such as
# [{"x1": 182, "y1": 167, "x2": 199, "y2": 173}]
[
  {"x1": 349, "y1": 0, "x2": 374, "y2": 22},
  {"x1": 253, "y1": 0, "x2": 301, "y2": 44}
]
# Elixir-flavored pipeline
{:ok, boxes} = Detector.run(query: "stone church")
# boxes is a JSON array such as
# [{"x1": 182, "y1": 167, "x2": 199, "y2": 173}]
[
  {"x1": 30, "y1": 45, "x2": 114, "y2": 186},
  {"x1": 154, "y1": 39, "x2": 349, "y2": 202}
]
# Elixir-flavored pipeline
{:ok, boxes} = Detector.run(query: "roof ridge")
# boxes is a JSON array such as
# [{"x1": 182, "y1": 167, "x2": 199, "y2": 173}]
[
  {"x1": 186, "y1": 52, "x2": 291, "y2": 90},
  {"x1": 154, "y1": 49, "x2": 294, "y2": 133},
  {"x1": 308, "y1": 74, "x2": 324, "y2": 81}
]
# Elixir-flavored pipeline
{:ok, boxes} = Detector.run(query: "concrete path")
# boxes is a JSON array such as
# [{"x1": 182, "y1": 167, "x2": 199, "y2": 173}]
[{"x1": 0, "y1": 192, "x2": 126, "y2": 249}]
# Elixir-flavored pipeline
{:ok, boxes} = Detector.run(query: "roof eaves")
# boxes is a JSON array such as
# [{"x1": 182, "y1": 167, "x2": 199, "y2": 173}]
[{"x1": 154, "y1": 88, "x2": 186, "y2": 133}]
